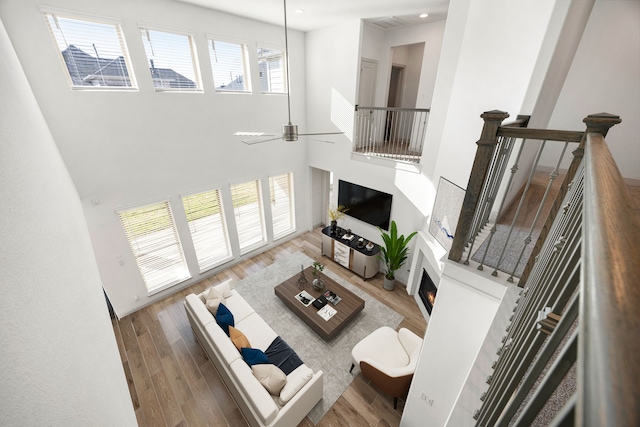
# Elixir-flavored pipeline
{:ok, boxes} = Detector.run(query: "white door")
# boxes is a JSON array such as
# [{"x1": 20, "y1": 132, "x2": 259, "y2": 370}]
[{"x1": 358, "y1": 58, "x2": 377, "y2": 107}]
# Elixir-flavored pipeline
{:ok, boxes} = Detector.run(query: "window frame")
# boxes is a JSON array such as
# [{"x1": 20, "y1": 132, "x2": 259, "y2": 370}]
[
  {"x1": 230, "y1": 179, "x2": 267, "y2": 255},
  {"x1": 117, "y1": 200, "x2": 191, "y2": 295},
  {"x1": 181, "y1": 187, "x2": 233, "y2": 273},
  {"x1": 208, "y1": 36, "x2": 252, "y2": 93},
  {"x1": 256, "y1": 44, "x2": 287, "y2": 94},
  {"x1": 269, "y1": 172, "x2": 296, "y2": 240},
  {"x1": 43, "y1": 10, "x2": 137, "y2": 90},
  {"x1": 139, "y1": 24, "x2": 203, "y2": 92}
]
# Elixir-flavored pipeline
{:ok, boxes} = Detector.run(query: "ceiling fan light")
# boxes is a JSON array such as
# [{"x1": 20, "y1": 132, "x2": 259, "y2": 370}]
[{"x1": 282, "y1": 123, "x2": 298, "y2": 141}]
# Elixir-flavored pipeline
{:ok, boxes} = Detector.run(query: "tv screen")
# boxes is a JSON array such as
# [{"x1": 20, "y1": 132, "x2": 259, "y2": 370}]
[{"x1": 337, "y1": 180, "x2": 393, "y2": 230}]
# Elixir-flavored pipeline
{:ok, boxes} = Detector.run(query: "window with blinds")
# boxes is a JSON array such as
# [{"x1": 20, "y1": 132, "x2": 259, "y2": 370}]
[
  {"x1": 269, "y1": 173, "x2": 295, "y2": 240},
  {"x1": 209, "y1": 39, "x2": 250, "y2": 92},
  {"x1": 257, "y1": 46, "x2": 285, "y2": 93},
  {"x1": 182, "y1": 188, "x2": 232, "y2": 272},
  {"x1": 230, "y1": 180, "x2": 266, "y2": 254},
  {"x1": 118, "y1": 201, "x2": 190, "y2": 293},
  {"x1": 140, "y1": 27, "x2": 201, "y2": 91},
  {"x1": 44, "y1": 13, "x2": 135, "y2": 88}
]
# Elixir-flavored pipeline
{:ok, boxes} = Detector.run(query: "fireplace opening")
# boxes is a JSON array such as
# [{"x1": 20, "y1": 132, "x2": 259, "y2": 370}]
[{"x1": 418, "y1": 269, "x2": 437, "y2": 315}]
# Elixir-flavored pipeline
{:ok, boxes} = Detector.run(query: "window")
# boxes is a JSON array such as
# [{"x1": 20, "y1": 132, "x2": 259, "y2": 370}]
[
  {"x1": 44, "y1": 13, "x2": 135, "y2": 88},
  {"x1": 269, "y1": 173, "x2": 295, "y2": 240},
  {"x1": 209, "y1": 39, "x2": 250, "y2": 92},
  {"x1": 140, "y1": 27, "x2": 201, "y2": 90},
  {"x1": 118, "y1": 201, "x2": 190, "y2": 293},
  {"x1": 230, "y1": 180, "x2": 266, "y2": 253},
  {"x1": 182, "y1": 189, "x2": 232, "y2": 272},
  {"x1": 257, "y1": 46, "x2": 285, "y2": 93}
]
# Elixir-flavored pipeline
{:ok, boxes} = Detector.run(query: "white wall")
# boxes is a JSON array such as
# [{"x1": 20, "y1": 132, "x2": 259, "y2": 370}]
[
  {"x1": 0, "y1": 17, "x2": 136, "y2": 425},
  {"x1": 540, "y1": 0, "x2": 640, "y2": 180},
  {"x1": 0, "y1": 0, "x2": 312, "y2": 316},
  {"x1": 424, "y1": 0, "x2": 558, "y2": 189},
  {"x1": 401, "y1": 263, "x2": 508, "y2": 427}
]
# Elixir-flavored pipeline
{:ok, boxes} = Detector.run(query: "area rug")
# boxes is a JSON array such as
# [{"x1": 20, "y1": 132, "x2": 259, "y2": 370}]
[
  {"x1": 234, "y1": 252, "x2": 403, "y2": 425},
  {"x1": 470, "y1": 224, "x2": 539, "y2": 278}
]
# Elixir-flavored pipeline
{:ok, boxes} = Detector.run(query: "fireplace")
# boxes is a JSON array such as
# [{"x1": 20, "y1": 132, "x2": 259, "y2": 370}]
[{"x1": 418, "y1": 269, "x2": 437, "y2": 315}]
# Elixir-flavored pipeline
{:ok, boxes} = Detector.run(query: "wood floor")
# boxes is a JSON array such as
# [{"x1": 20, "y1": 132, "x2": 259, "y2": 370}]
[{"x1": 112, "y1": 227, "x2": 428, "y2": 427}]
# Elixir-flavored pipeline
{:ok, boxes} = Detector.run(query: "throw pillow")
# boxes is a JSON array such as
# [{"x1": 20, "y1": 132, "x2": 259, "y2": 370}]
[
  {"x1": 278, "y1": 365, "x2": 314, "y2": 405},
  {"x1": 241, "y1": 348, "x2": 270, "y2": 366},
  {"x1": 213, "y1": 279, "x2": 234, "y2": 298},
  {"x1": 228, "y1": 326, "x2": 251, "y2": 351},
  {"x1": 215, "y1": 303, "x2": 234, "y2": 336},
  {"x1": 206, "y1": 296, "x2": 224, "y2": 315},
  {"x1": 251, "y1": 364, "x2": 287, "y2": 396}
]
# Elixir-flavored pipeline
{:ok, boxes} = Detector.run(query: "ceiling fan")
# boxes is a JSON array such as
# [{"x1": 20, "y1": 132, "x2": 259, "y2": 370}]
[{"x1": 238, "y1": 0, "x2": 344, "y2": 145}]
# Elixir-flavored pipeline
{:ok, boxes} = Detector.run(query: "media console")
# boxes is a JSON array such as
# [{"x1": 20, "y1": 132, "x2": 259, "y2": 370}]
[{"x1": 321, "y1": 226, "x2": 380, "y2": 280}]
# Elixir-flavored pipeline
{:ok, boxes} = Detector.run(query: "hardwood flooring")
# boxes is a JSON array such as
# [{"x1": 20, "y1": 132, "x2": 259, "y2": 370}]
[{"x1": 112, "y1": 227, "x2": 427, "y2": 427}]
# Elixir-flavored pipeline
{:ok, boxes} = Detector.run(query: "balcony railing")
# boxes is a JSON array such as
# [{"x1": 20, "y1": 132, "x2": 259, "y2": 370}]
[
  {"x1": 449, "y1": 110, "x2": 640, "y2": 426},
  {"x1": 353, "y1": 105, "x2": 430, "y2": 164}
]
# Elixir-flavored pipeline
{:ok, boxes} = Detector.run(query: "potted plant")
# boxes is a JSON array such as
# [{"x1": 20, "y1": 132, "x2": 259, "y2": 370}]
[
  {"x1": 328, "y1": 205, "x2": 348, "y2": 234},
  {"x1": 379, "y1": 220, "x2": 417, "y2": 291},
  {"x1": 311, "y1": 261, "x2": 326, "y2": 291}
]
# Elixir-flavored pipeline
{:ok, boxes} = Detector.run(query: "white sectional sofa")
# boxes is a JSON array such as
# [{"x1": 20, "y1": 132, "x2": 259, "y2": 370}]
[{"x1": 184, "y1": 281, "x2": 323, "y2": 427}]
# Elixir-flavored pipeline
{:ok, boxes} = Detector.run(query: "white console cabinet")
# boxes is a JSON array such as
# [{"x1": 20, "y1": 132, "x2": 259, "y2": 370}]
[{"x1": 321, "y1": 226, "x2": 380, "y2": 279}]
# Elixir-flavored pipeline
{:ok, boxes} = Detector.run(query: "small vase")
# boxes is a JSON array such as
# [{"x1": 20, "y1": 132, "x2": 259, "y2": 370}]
[
  {"x1": 312, "y1": 278, "x2": 325, "y2": 291},
  {"x1": 330, "y1": 220, "x2": 337, "y2": 235}
]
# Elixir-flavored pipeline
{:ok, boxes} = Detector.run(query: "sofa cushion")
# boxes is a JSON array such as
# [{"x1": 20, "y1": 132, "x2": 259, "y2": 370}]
[
  {"x1": 236, "y1": 313, "x2": 278, "y2": 352},
  {"x1": 278, "y1": 364, "x2": 314, "y2": 405},
  {"x1": 215, "y1": 303, "x2": 234, "y2": 336},
  {"x1": 223, "y1": 291, "x2": 256, "y2": 323},
  {"x1": 229, "y1": 326, "x2": 251, "y2": 351},
  {"x1": 205, "y1": 294, "x2": 225, "y2": 316},
  {"x1": 241, "y1": 348, "x2": 270, "y2": 366},
  {"x1": 251, "y1": 364, "x2": 287, "y2": 396}
]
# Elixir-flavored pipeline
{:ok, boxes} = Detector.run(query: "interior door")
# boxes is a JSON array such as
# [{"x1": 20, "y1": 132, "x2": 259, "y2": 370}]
[{"x1": 358, "y1": 58, "x2": 377, "y2": 107}]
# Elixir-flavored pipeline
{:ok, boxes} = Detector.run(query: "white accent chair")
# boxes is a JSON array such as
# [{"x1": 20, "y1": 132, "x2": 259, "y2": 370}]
[{"x1": 350, "y1": 326, "x2": 424, "y2": 409}]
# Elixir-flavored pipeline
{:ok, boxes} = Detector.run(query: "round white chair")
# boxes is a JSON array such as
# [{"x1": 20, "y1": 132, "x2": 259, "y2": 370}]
[{"x1": 350, "y1": 326, "x2": 424, "y2": 409}]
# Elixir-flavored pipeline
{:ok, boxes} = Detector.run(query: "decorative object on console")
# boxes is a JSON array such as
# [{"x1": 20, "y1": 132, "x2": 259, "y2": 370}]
[
  {"x1": 328, "y1": 204, "x2": 348, "y2": 235},
  {"x1": 311, "y1": 261, "x2": 326, "y2": 291},
  {"x1": 379, "y1": 220, "x2": 417, "y2": 291}
]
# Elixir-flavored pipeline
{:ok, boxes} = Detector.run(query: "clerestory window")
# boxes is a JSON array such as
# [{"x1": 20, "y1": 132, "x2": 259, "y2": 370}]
[
  {"x1": 209, "y1": 39, "x2": 251, "y2": 92},
  {"x1": 257, "y1": 46, "x2": 286, "y2": 93},
  {"x1": 140, "y1": 27, "x2": 201, "y2": 91},
  {"x1": 44, "y1": 12, "x2": 136, "y2": 89}
]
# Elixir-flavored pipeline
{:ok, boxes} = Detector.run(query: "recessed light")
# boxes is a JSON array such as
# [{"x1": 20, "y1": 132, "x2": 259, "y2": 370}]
[
  {"x1": 419, "y1": 13, "x2": 429, "y2": 18},
  {"x1": 295, "y1": 9, "x2": 304, "y2": 14}
]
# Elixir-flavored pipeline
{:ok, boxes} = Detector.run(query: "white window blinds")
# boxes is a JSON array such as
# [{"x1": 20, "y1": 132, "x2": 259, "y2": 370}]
[
  {"x1": 257, "y1": 47, "x2": 285, "y2": 93},
  {"x1": 209, "y1": 39, "x2": 250, "y2": 92},
  {"x1": 182, "y1": 189, "x2": 232, "y2": 272},
  {"x1": 118, "y1": 201, "x2": 190, "y2": 293},
  {"x1": 140, "y1": 28, "x2": 201, "y2": 90},
  {"x1": 230, "y1": 180, "x2": 266, "y2": 253},
  {"x1": 44, "y1": 13, "x2": 135, "y2": 88},
  {"x1": 269, "y1": 173, "x2": 295, "y2": 240}
]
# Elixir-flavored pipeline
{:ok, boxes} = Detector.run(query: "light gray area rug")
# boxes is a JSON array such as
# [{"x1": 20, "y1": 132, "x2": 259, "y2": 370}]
[{"x1": 234, "y1": 252, "x2": 403, "y2": 425}]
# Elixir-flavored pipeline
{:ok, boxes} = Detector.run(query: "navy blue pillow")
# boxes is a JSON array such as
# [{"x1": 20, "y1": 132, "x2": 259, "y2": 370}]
[
  {"x1": 241, "y1": 348, "x2": 270, "y2": 366},
  {"x1": 215, "y1": 303, "x2": 234, "y2": 336}
]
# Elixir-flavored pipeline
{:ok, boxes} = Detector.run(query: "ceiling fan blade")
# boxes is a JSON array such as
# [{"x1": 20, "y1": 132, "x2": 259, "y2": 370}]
[
  {"x1": 300, "y1": 136, "x2": 335, "y2": 144},
  {"x1": 298, "y1": 131, "x2": 344, "y2": 136},
  {"x1": 242, "y1": 136, "x2": 281, "y2": 145}
]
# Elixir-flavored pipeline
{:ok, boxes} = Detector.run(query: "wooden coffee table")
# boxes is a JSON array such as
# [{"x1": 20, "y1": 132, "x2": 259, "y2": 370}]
[{"x1": 274, "y1": 267, "x2": 365, "y2": 341}]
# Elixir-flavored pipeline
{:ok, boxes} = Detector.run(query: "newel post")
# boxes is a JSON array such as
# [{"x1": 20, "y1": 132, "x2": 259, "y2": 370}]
[{"x1": 449, "y1": 110, "x2": 510, "y2": 262}]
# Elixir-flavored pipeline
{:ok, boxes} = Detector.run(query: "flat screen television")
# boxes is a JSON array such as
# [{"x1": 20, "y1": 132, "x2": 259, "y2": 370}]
[{"x1": 337, "y1": 180, "x2": 393, "y2": 230}]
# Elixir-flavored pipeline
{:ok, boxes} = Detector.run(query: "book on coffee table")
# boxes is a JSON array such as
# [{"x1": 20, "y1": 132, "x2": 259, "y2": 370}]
[
  {"x1": 295, "y1": 290, "x2": 315, "y2": 307},
  {"x1": 317, "y1": 305, "x2": 337, "y2": 321}
]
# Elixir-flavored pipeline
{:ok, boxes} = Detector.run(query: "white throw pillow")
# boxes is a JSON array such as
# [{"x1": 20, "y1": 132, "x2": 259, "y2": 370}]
[
  {"x1": 278, "y1": 365, "x2": 313, "y2": 405},
  {"x1": 206, "y1": 296, "x2": 224, "y2": 315},
  {"x1": 213, "y1": 279, "x2": 234, "y2": 298},
  {"x1": 251, "y1": 364, "x2": 287, "y2": 396}
]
